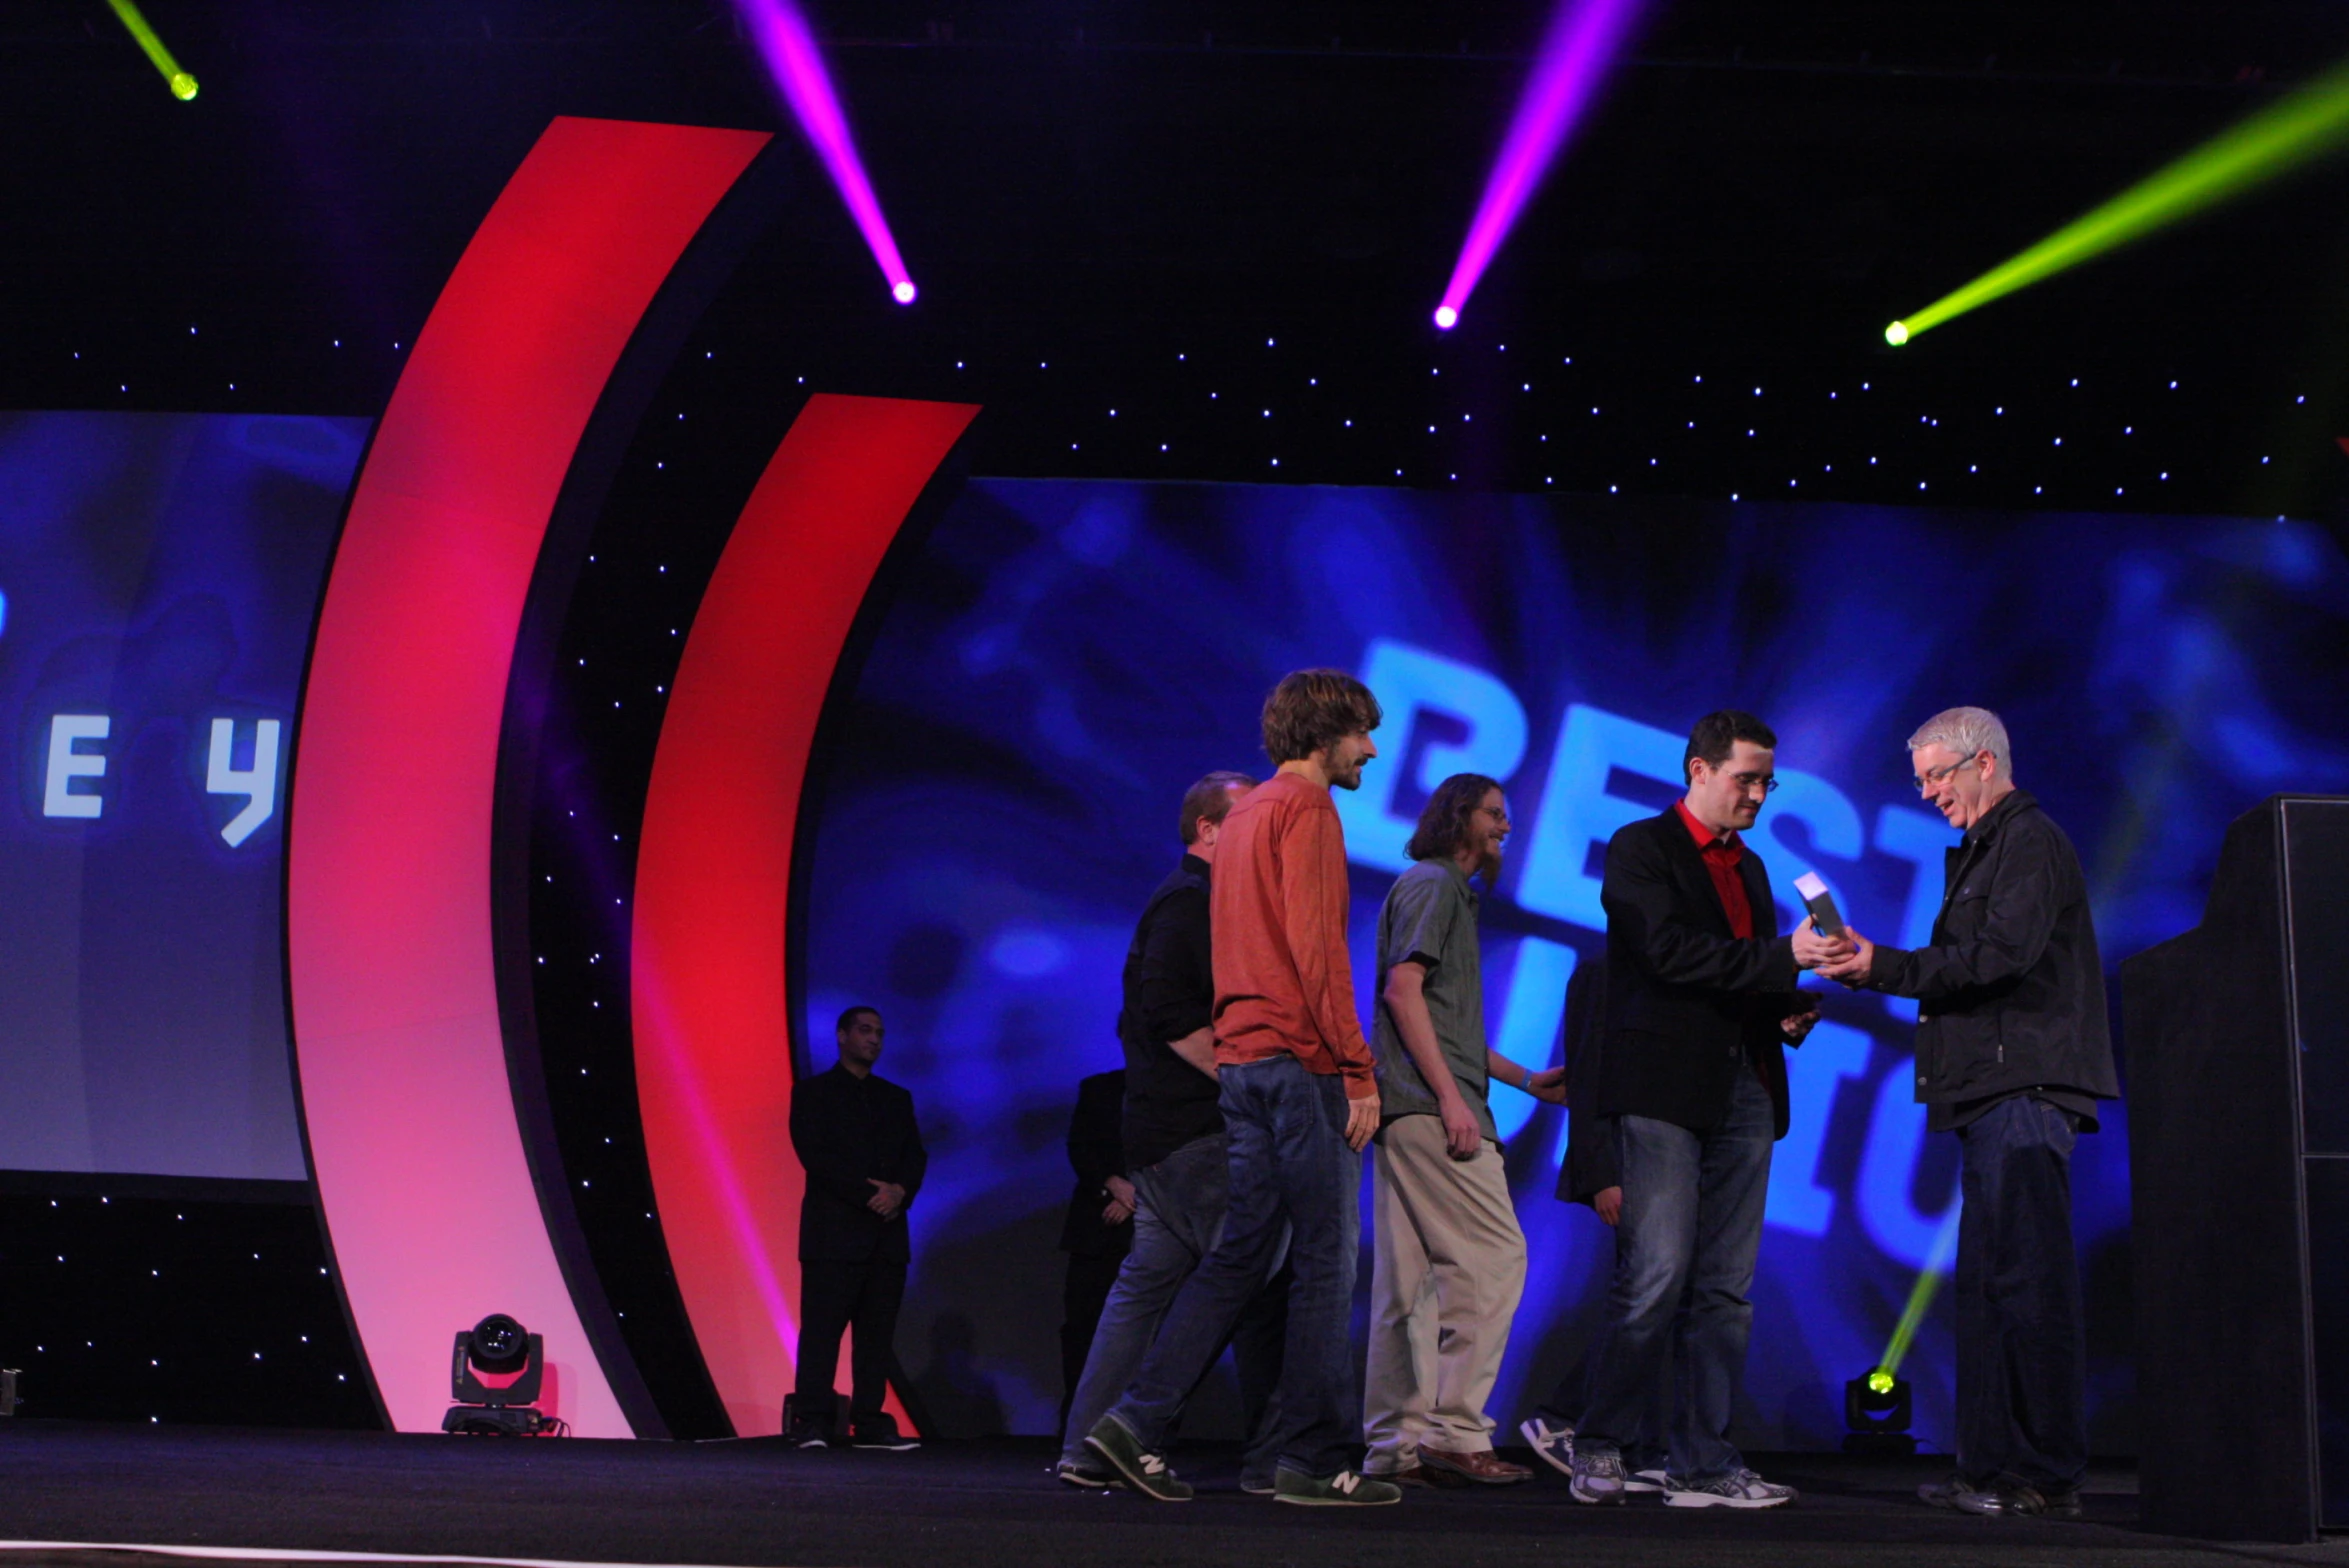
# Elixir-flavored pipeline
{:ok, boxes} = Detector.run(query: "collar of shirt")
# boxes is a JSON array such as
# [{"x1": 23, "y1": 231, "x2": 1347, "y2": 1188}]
[
  {"x1": 1179, "y1": 852, "x2": 1210, "y2": 881},
  {"x1": 1963, "y1": 787, "x2": 2030, "y2": 848},
  {"x1": 1673, "y1": 799, "x2": 1743, "y2": 867}
]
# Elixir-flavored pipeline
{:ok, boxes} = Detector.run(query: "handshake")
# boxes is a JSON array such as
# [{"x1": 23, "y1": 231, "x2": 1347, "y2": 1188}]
[{"x1": 1792, "y1": 917, "x2": 1875, "y2": 988}]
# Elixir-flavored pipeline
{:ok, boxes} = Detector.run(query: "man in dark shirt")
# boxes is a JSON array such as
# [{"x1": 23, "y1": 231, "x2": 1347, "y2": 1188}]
[
  {"x1": 1058, "y1": 1068, "x2": 1135, "y2": 1439},
  {"x1": 1056, "y1": 769, "x2": 1288, "y2": 1492},
  {"x1": 1823, "y1": 707, "x2": 2118, "y2": 1519},
  {"x1": 787, "y1": 1005, "x2": 928, "y2": 1451}
]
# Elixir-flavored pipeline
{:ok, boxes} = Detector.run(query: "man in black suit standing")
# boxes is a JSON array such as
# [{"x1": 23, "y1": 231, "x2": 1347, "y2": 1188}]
[
  {"x1": 787, "y1": 1005, "x2": 927, "y2": 1451},
  {"x1": 1564, "y1": 711, "x2": 1847, "y2": 1510}
]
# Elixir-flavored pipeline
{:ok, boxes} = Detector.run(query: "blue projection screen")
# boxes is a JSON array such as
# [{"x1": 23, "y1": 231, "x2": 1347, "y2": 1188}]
[
  {"x1": 801, "y1": 479, "x2": 2349, "y2": 1451},
  {"x1": 0, "y1": 412, "x2": 368, "y2": 1182}
]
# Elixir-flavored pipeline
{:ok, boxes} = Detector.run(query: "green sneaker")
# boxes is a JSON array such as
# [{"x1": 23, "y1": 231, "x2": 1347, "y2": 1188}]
[
  {"x1": 1273, "y1": 1467, "x2": 1403, "y2": 1507},
  {"x1": 1082, "y1": 1414, "x2": 1193, "y2": 1502}
]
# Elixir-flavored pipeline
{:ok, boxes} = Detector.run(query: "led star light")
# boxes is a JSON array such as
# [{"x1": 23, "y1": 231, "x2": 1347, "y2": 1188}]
[
  {"x1": 1433, "y1": 0, "x2": 1645, "y2": 331},
  {"x1": 1889, "y1": 52, "x2": 2349, "y2": 344},
  {"x1": 731, "y1": 0, "x2": 919, "y2": 306}
]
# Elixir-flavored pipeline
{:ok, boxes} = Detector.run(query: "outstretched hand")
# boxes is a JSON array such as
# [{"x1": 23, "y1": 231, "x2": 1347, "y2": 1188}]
[
  {"x1": 1525, "y1": 1065, "x2": 1570, "y2": 1106},
  {"x1": 1791, "y1": 915, "x2": 1855, "y2": 973},
  {"x1": 1819, "y1": 927, "x2": 1877, "y2": 988}
]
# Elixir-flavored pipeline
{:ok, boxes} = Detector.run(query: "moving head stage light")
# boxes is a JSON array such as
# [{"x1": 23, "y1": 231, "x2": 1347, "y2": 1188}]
[
  {"x1": 1844, "y1": 1367, "x2": 1915, "y2": 1456},
  {"x1": 443, "y1": 1315, "x2": 560, "y2": 1436}
]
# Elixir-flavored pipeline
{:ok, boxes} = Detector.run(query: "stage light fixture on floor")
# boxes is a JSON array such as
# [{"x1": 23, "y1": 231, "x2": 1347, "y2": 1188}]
[
  {"x1": 1844, "y1": 1367, "x2": 1914, "y2": 1455},
  {"x1": 442, "y1": 1314, "x2": 552, "y2": 1436}
]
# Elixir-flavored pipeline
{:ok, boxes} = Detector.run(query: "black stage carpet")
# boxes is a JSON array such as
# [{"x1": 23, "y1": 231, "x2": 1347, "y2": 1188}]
[{"x1": 0, "y1": 1423, "x2": 2339, "y2": 1568}]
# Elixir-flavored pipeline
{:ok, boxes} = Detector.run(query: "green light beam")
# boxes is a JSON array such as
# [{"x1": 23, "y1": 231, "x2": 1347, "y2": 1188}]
[
  {"x1": 1886, "y1": 54, "x2": 2349, "y2": 346},
  {"x1": 1877, "y1": 1201, "x2": 1962, "y2": 1381},
  {"x1": 106, "y1": 0, "x2": 199, "y2": 101}
]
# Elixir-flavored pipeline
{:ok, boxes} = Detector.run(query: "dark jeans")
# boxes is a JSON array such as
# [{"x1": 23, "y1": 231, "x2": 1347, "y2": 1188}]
[
  {"x1": 1578, "y1": 1066, "x2": 1773, "y2": 1485},
  {"x1": 1104, "y1": 1054, "x2": 1362, "y2": 1478},
  {"x1": 1058, "y1": 1131, "x2": 1289, "y2": 1474},
  {"x1": 1953, "y1": 1093, "x2": 2088, "y2": 1491},
  {"x1": 795, "y1": 1257, "x2": 906, "y2": 1426},
  {"x1": 1059, "y1": 1252, "x2": 1126, "y2": 1440}
]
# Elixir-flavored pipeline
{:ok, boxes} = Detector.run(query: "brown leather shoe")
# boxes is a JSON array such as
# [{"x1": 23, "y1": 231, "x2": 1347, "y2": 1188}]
[{"x1": 1419, "y1": 1444, "x2": 1534, "y2": 1486}]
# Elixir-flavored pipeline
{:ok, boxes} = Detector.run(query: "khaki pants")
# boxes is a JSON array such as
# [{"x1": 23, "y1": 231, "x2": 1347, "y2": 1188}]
[{"x1": 1363, "y1": 1112, "x2": 1528, "y2": 1465}]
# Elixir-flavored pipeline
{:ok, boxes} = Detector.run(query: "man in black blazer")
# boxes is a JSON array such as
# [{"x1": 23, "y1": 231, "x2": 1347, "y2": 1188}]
[
  {"x1": 1564, "y1": 711, "x2": 1846, "y2": 1510},
  {"x1": 787, "y1": 1005, "x2": 928, "y2": 1450}
]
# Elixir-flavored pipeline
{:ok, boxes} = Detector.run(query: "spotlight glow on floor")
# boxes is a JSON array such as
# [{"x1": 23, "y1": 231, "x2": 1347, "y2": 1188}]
[
  {"x1": 1888, "y1": 52, "x2": 2349, "y2": 344},
  {"x1": 106, "y1": 0, "x2": 198, "y2": 101},
  {"x1": 731, "y1": 0, "x2": 918, "y2": 305},
  {"x1": 1432, "y1": 0, "x2": 1645, "y2": 331}
]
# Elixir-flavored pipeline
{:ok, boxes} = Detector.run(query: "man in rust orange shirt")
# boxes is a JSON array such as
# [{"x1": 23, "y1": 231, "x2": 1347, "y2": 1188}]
[{"x1": 1086, "y1": 669, "x2": 1399, "y2": 1508}]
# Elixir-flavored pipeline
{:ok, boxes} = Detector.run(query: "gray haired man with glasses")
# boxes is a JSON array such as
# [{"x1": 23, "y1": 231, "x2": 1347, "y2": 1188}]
[{"x1": 1819, "y1": 706, "x2": 2119, "y2": 1520}]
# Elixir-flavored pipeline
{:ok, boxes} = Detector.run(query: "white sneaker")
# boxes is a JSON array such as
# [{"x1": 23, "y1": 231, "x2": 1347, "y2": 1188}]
[
  {"x1": 1664, "y1": 1468, "x2": 1798, "y2": 1509},
  {"x1": 1517, "y1": 1415, "x2": 1575, "y2": 1478}
]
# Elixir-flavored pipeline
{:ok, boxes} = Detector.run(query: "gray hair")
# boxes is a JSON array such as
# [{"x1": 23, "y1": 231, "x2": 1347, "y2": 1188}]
[{"x1": 1906, "y1": 706, "x2": 2012, "y2": 783}]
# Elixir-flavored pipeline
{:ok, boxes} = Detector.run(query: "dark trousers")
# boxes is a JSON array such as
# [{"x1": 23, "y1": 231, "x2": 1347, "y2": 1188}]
[
  {"x1": 795, "y1": 1257, "x2": 906, "y2": 1427},
  {"x1": 1953, "y1": 1094, "x2": 2088, "y2": 1491},
  {"x1": 1059, "y1": 1252, "x2": 1126, "y2": 1440},
  {"x1": 1058, "y1": 1131, "x2": 1290, "y2": 1478},
  {"x1": 1578, "y1": 1066, "x2": 1774, "y2": 1485},
  {"x1": 1105, "y1": 1054, "x2": 1360, "y2": 1479}
]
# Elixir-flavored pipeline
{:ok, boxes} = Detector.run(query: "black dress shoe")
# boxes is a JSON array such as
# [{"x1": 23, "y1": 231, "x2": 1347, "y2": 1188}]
[{"x1": 1950, "y1": 1479, "x2": 2082, "y2": 1519}]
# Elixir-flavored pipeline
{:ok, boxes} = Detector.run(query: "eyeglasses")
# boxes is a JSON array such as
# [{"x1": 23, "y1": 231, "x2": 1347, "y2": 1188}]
[
  {"x1": 1727, "y1": 771, "x2": 1779, "y2": 795},
  {"x1": 1475, "y1": 804, "x2": 1512, "y2": 827},
  {"x1": 1912, "y1": 756, "x2": 1981, "y2": 792}
]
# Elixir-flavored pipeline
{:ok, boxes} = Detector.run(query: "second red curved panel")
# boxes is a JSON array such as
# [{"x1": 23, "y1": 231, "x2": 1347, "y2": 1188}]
[{"x1": 632, "y1": 393, "x2": 978, "y2": 1435}]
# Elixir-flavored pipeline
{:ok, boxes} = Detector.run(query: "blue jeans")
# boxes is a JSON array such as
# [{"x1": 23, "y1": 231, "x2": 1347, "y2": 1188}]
[
  {"x1": 1578, "y1": 1066, "x2": 1773, "y2": 1485},
  {"x1": 1953, "y1": 1094, "x2": 2088, "y2": 1491},
  {"x1": 1104, "y1": 1053, "x2": 1363, "y2": 1478},
  {"x1": 1057, "y1": 1131, "x2": 1288, "y2": 1477}
]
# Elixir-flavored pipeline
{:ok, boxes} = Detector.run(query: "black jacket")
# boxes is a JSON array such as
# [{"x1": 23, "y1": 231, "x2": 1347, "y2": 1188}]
[
  {"x1": 1557, "y1": 956, "x2": 1620, "y2": 1205},
  {"x1": 1595, "y1": 807, "x2": 1804, "y2": 1138},
  {"x1": 790, "y1": 1063, "x2": 927, "y2": 1264},
  {"x1": 1864, "y1": 788, "x2": 2119, "y2": 1118},
  {"x1": 1060, "y1": 1069, "x2": 1134, "y2": 1259}
]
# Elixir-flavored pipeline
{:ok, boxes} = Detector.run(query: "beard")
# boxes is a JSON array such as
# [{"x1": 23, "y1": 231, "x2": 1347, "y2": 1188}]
[{"x1": 1475, "y1": 843, "x2": 1505, "y2": 886}]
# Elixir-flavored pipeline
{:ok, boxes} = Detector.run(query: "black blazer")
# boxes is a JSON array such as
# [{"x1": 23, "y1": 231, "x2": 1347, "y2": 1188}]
[
  {"x1": 1594, "y1": 807, "x2": 1804, "y2": 1138},
  {"x1": 791, "y1": 1063, "x2": 927, "y2": 1264},
  {"x1": 1060, "y1": 1069, "x2": 1134, "y2": 1260}
]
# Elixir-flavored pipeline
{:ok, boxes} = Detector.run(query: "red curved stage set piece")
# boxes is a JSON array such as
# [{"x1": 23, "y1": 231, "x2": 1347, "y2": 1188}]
[{"x1": 287, "y1": 114, "x2": 976, "y2": 1436}]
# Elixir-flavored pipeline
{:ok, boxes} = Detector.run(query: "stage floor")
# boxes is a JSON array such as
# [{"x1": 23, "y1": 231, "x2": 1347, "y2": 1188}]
[{"x1": 0, "y1": 1423, "x2": 2339, "y2": 1568}]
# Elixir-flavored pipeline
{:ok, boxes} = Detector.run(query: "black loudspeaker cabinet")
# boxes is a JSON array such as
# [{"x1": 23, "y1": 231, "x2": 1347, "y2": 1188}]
[{"x1": 2122, "y1": 794, "x2": 2349, "y2": 1543}]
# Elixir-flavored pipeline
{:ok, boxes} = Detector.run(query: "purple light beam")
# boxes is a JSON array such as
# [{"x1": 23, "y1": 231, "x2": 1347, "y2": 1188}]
[
  {"x1": 1435, "y1": 0, "x2": 1644, "y2": 330},
  {"x1": 732, "y1": 0, "x2": 917, "y2": 305}
]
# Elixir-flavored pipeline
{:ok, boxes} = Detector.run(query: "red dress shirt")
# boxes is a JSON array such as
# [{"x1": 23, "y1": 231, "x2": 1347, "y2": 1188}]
[{"x1": 1674, "y1": 799, "x2": 1754, "y2": 940}]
